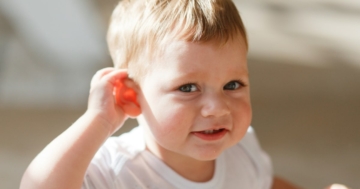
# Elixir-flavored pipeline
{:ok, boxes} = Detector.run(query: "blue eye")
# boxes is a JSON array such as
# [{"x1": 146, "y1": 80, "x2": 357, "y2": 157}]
[
  {"x1": 223, "y1": 81, "x2": 242, "y2": 90},
  {"x1": 179, "y1": 84, "x2": 197, "y2": 92}
]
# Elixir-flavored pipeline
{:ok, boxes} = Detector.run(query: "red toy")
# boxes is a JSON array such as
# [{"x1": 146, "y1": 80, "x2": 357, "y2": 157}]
[{"x1": 114, "y1": 79, "x2": 139, "y2": 107}]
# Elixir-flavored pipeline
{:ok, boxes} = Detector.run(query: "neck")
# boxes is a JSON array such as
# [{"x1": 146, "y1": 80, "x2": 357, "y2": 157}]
[
  {"x1": 139, "y1": 128, "x2": 215, "y2": 182},
  {"x1": 145, "y1": 145, "x2": 215, "y2": 182},
  {"x1": 138, "y1": 116, "x2": 216, "y2": 182}
]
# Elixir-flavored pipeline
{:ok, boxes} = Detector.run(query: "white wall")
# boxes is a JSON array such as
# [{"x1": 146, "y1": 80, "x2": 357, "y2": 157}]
[{"x1": 0, "y1": 0, "x2": 108, "y2": 108}]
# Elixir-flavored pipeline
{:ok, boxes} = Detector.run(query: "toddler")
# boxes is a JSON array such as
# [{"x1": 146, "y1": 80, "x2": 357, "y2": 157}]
[{"x1": 20, "y1": 0, "x2": 302, "y2": 188}]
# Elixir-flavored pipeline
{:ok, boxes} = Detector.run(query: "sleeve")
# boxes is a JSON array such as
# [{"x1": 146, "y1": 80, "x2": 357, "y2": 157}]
[
  {"x1": 82, "y1": 139, "x2": 117, "y2": 189},
  {"x1": 240, "y1": 126, "x2": 273, "y2": 189},
  {"x1": 82, "y1": 127, "x2": 144, "y2": 189}
]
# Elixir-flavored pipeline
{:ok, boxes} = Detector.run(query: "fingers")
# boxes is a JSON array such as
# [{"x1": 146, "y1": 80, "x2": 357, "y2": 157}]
[
  {"x1": 88, "y1": 67, "x2": 141, "y2": 117},
  {"x1": 90, "y1": 67, "x2": 115, "y2": 90},
  {"x1": 90, "y1": 68, "x2": 130, "y2": 92},
  {"x1": 101, "y1": 69, "x2": 129, "y2": 85}
]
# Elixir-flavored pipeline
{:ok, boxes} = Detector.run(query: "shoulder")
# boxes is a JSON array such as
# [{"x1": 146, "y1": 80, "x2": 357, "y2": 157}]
[
  {"x1": 226, "y1": 126, "x2": 273, "y2": 188},
  {"x1": 92, "y1": 126, "x2": 146, "y2": 165},
  {"x1": 102, "y1": 126, "x2": 146, "y2": 158},
  {"x1": 238, "y1": 126, "x2": 265, "y2": 152},
  {"x1": 82, "y1": 126, "x2": 146, "y2": 189}
]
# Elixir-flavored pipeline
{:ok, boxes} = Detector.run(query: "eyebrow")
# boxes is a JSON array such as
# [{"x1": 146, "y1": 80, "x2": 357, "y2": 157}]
[{"x1": 169, "y1": 70, "x2": 249, "y2": 83}]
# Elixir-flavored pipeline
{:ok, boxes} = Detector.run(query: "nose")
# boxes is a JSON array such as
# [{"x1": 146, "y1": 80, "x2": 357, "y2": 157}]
[{"x1": 201, "y1": 93, "x2": 231, "y2": 118}]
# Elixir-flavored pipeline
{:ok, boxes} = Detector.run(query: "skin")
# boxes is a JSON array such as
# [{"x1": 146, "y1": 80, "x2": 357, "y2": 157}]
[
  {"x1": 19, "y1": 36, "x2": 342, "y2": 189},
  {"x1": 136, "y1": 37, "x2": 307, "y2": 188},
  {"x1": 20, "y1": 69, "x2": 134, "y2": 189},
  {"x1": 137, "y1": 37, "x2": 252, "y2": 181}
]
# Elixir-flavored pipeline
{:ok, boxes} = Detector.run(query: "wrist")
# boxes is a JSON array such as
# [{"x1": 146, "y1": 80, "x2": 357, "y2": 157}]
[{"x1": 83, "y1": 110, "x2": 117, "y2": 137}]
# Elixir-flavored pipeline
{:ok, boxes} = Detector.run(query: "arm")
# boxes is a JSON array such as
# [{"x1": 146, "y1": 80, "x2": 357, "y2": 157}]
[
  {"x1": 20, "y1": 68, "x2": 140, "y2": 189},
  {"x1": 20, "y1": 111, "x2": 114, "y2": 189}
]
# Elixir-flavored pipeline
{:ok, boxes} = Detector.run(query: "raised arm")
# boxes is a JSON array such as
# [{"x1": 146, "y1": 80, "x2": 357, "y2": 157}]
[{"x1": 20, "y1": 68, "x2": 140, "y2": 189}]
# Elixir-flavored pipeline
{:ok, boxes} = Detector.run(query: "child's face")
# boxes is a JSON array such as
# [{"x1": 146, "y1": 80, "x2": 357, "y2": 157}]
[{"x1": 137, "y1": 36, "x2": 251, "y2": 161}]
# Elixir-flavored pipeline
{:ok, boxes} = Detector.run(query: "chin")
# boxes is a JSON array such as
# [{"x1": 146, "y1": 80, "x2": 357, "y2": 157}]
[
  {"x1": 189, "y1": 147, "x2": 225, "y2": 161},
  {"x1": 195, "y1": 155, "x2": 219, "y2": 162}
]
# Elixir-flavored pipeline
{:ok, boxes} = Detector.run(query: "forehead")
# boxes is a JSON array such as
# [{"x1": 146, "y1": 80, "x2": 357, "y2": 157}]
[
  {"x1": 148, "y1": 37, "x2": 248, "y2": 77},
  {"x1": 139, "y1": 37, "x2": 248, "y2": 87}
]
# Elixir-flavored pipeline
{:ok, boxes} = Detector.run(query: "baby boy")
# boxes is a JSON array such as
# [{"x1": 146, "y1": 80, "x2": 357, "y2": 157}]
[{"x1": 20, "y1": 0, "x2": 301, "y2": 188}]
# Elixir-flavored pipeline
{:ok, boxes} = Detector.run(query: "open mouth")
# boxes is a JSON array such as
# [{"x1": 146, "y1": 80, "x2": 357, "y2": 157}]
[
  {"x1": 200, "y1": 129, "x2": 225, "y2": 134},
  {"x1": 192, "y1": 128, "x2": 227, "y2": 141}
]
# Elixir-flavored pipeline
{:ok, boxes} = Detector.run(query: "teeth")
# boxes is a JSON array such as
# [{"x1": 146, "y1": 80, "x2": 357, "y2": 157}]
[{"x1": 202, "y1": 129, "x2": 223, "y2": 134}]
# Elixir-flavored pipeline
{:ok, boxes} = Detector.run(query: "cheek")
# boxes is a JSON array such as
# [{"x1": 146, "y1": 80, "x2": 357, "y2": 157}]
[
  {"x1": 235, "y1": 94, "x2": 252, "y2": 121},
  {"x1": 232, "y1": 99, "x2": 252, "y2": 136},
  {"x1": 145, "y1": 97, "x2": 195, "y2": 139},
  {"x1": 240, "y1": 101, "x2": 252, "y2": 123}
]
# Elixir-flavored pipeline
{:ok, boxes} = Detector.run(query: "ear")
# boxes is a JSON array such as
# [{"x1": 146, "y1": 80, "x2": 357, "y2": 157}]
[{"x1": 114, "y1": 78, "x2": 141, "y2": 117}]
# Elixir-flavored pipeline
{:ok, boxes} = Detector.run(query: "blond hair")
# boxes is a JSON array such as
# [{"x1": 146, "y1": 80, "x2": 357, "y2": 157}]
[{"x1": 107, "y1": 0, "x2": 248, "y2": 81}]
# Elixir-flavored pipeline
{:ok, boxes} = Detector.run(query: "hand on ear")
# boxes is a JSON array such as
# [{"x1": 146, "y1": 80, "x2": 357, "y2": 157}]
[{"x1": 113, "y1": 77, "x2": 141, "y2": 118}]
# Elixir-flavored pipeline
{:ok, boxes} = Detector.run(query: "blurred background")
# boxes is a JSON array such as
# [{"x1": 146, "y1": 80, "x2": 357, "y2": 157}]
[{"x1": 0, "y1": 0, "x2": 359, "y2": 188}]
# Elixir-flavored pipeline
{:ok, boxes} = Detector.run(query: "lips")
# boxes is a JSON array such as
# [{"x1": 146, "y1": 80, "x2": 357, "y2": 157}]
[{"x1": 192, "y1": 128, "x2": 228, "y2": 141}]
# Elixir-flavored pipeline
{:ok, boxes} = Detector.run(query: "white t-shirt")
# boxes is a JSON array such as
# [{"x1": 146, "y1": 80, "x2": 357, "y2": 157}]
[{"x1": 82, "y1": 126, "x2": 273, "y2": 189}]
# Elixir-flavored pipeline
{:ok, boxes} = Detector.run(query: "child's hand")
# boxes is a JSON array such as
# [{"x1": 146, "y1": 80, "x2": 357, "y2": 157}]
[
  {"x1": 20, "y1": 68, "x2": 141, "y2": 189},
  {"x1": 87, "y1": 68, "x2": 141, "y2": 135}
]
